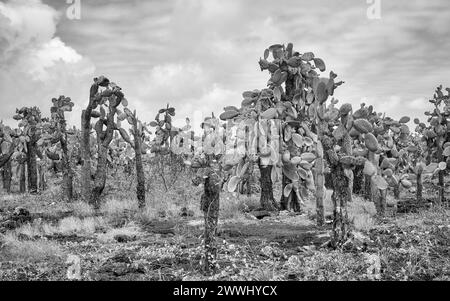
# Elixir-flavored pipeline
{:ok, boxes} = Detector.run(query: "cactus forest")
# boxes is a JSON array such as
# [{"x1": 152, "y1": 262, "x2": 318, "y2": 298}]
[{"x1": 0, "y1": 0, "x2": 449, "y2": 283}]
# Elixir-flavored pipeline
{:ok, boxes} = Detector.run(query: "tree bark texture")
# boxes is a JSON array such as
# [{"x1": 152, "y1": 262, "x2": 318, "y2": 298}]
[
  {"x1": 201, "y1": 172, "x2": 221, "y2": 275},
  {"x1": 259, "y1": 164, "x2": 278, "y2": 211}
]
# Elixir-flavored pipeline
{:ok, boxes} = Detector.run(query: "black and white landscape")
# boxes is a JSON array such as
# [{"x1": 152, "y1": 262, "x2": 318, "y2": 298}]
[{"x1": 0, "y1": 0, "x2": 449, "y2": 282}]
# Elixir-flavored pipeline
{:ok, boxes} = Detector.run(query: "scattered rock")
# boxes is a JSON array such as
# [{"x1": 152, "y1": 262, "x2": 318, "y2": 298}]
[
  {"x1": 110, "y1": 250, "x2": 136, "y2": 264},
  {"x1": 278, "y1": 210, "x2": 291, "y2": 217},
  {"x1": 114, "y1": 234, "x2": 136, "y2": 243},
  {"x1": 250, "y1": 210, "x2": 271, "y2": 220},
  {"x1": 243, "y1": 213, "x2": 257, "y2": 220},
  {"x1": 364, "y1": 253, "x2": 381, "y2": 280},
  {"x1": 96, "y1": 262, "x2": 145, "y2": 279},
  {"x1": 260, "y1": 245, "x2": 274, "y2": 257},
  {"x1": 0, "y1": 207, "x2": 32, "y2": 232},
  {"x1": 157, "y1": 210, "x2": 167, "y2": 219},
  {"x1": 342, "y1": 231, "x2": 373, "y2": 251},
  {"x1": 179, "y1": 207, "x2": 194, "y2": 218},
  {"x1": 13, "y1": 207, "x2": 31, "y2": 221},
  {"x1": 259, "y1": 245, "x2": 283, "y2": 258},
  {"x1": 94, "y1": 250, "x2": 145, "y2": 280},
  {"x1": 297, "y1": 245, "x2": 316, "y2": 253}
]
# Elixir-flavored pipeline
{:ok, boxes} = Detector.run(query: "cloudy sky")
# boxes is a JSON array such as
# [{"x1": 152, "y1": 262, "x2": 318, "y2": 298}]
[{"x1": 1, "y1": 0, "x2": 449, "y2": 130}]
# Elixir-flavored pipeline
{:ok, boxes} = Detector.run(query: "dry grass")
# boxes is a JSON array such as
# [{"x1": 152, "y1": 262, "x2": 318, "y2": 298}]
[
  {"x1": 0, "y1": 233, "x2": 63, "y2": 262},
  {"x1": 96, "y1": 222, "x2": 142, "y2": 243},
  {"x1": 100, "y1": 198, "x2": 139, "y2": 216},
  {"x1": 348, "y1": 196, "x2": 377, "y2": 231},
  {"x1": 14, "y1": 216, "x2": 107, "y2": 237},
  {"x1": 220, "y1": 193, "x2": 260, "y2": 219},
  {"x1": 303, "y1": 189, "x2": 376, "y2": 231},
  {"x1": 70, "y1": 201, "x2": 95, "y2": 218},
  {"x1": 392, "y1": 207, "x2": 449, "y2": 228},
  {"x1": 57, "y1": 216, "x2": 106, "y2": 234}
]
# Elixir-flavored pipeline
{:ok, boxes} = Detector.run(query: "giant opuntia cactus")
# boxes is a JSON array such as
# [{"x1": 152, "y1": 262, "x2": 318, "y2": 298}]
[
  {"x1": 321, "y1": 101, "x2": 370, "y2": 247},
  {"x1": 149, "y1": 104, "x2": 186, "y2": 192},
  {"x1": 81, "y1": 76, "x2": 127, "y2": 208},
  {"x1": 149, "y1": 104, "x2": 178, "y2": 153},
  {"x1": 221, "y1": 43, "x2": 344, "y2": 215},
  {"x1": 117, "y1": 108, "x2": 152, "y2": 208},
  {"x1": 257, "y1": 43, "x2": 343, "y2": 213},
  {"x1": 36, "y1": 96, "x2": 75, "y2": 199},
  {"x1": 13, "y1": 106, "x2": 48, "y2": 193},
  {"x1": 220, "y1": 88, "x2": 281, "y2": 211},
  {"x1": 347, "y1": 105, "x2": 410, "y2": 216},
  {"x1": 183, "y1": 114, "x2": 224, "y2": 275},
  {"x1": 414, "y1": 86, "x2": 449, "y2": 205},
  {"x1": 0, "y1": 123, "x2": 17, "y2": 193}
]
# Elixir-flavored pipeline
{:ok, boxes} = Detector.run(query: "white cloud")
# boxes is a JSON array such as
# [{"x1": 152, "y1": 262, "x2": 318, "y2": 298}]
[
  {"x1": 0, "y1": 0, "x2": 95, "y2": 127},
  {"x1": 1, "y1": 0, "x2": 449, "y2": 130}
]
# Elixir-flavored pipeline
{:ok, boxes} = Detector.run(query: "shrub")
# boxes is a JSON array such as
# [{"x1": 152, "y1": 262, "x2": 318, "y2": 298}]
[{"x1": 0, "y1": 233, "x2": 63, "y2": 263}]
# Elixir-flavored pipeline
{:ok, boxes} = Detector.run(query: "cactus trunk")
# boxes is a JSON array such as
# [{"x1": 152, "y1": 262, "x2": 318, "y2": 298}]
[
  {"x1": 201, "y1": 174, "x2": 220, "y2": 275},
  {"x1": 280, "y1": 174, "x2": 301, "y2": 212},
  {"x1": 436, "y1": 138, "x2": 445, "y2": 205},
  {"x1": 394, "y1": 184, "x2": 400, "y2": 200},
  {"x1": 2, "y1": 160, "x2": 12, "y2": 193},
  {"x1": 238, "y1": 161, "x2": 254, "y2": 197},
  {"x1": 330, "y1": 163, "x2": 351, "y2": 248},
  {"x1": 81, "y1": 110, "x2": 92, "y2": 202},
  {"x1": 259, "y1": 164, "x2": 278, "y2": 211},
  {"x1": 90, "y1": 91, "x2": 119, "y2": 208},
  {"x1": 61, "y1": 135, "x2": 73, "y2": 200},
  {"x1": 315, "y1": 113, "x2": 327, "y2": 226},
  {"x1": 315, "y1": 154, "x2": 325, "y2": 226},
  {"x1": 20, "y1": 163, "x2": 26, "y2": 193},
  {"x1": 91, "y1": 143, "x2": 108, "y2": 208},
  {"x1": 353, "y1": 165, "x2": 365, "y2": 195},
  {"x1": 369, "y1": 151, "x2": 378, "y2": 204},
  {"x1": 132, "y1": 119, "x2": 146, "y2": 208},
  {"x1": 378, "y1": 189, "x2": 387, "y2": 216},
  {"x1": 364, "y1": 174, "x2": 372, "y2": 201},
  {"x1": 26, "y1": 140, "x2": 38, "y2": 193},
  {"x1": 416, "y1": 171, "x2": 423, "y2": 203},
  {"x1": 38, "y1": 162, "x2": 46, "y2": 191},
  {"x1": 438, "y1": 170, "x2": 445, "y2": 205},
  {"x1": 323, "y1": 137, "x2": 351, "y2": 248}
]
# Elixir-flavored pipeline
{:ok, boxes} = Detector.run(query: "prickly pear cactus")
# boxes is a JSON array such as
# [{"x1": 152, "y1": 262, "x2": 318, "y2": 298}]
[
  {"x1": 414, "y1": 86, "x2": 449, "y2": 204},
  {"x1": 0, "y1": 123, "x2": 17, "y2": 193},
  {"x1": 348, "y1": 104, "x2": 413, "y2": 215},
  {"x1": 149, "y1": 104, "x2": 178, "y2": 155},
  {"x1": 81, "y1": 76, "x2": 128, "y2": 207},
  {"x1": 117, "y1": 108, "x2": 151, "y2": 208},
  {"x1": 13, "y1": 106, "x2": 48, "y2": 193},
  {"x1": 220, "y1": 43, "x2": 345, "y2": 214},
  {"x1": 37, "y1": 96, "x2": 75, "y2": 199},
  {"x1": 0, "y1": 123, "x2": 16, "y2": 167},
  {"x1": 182, "y1": 114, "x2": 224, "y2": 275},
  {"x1": 321, "y1": 101, "x2": 370, "y2": 248}
]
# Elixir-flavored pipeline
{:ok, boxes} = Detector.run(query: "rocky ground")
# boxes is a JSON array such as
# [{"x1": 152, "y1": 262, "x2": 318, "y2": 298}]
[{"x1": 1, "y1": 190, "x2": 449, "y2": 281}]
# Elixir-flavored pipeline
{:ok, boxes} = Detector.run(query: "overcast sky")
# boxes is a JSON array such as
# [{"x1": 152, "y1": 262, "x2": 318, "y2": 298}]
[{"x1": 1, "y1": 0, "x2": 449, "y2": 130}]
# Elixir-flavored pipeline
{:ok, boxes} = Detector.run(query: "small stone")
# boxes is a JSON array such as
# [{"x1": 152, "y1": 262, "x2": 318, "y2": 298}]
[
  {"x1": 250, "y1": 210, "x2": 271, "y2": 220},
  {"x1": 114, "y1": 234, "x2": 135, "y2": 243}
]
